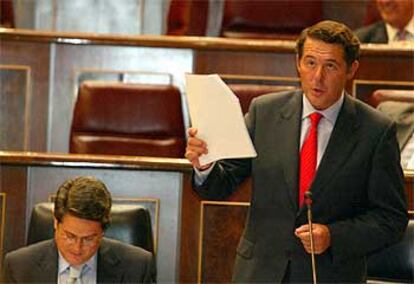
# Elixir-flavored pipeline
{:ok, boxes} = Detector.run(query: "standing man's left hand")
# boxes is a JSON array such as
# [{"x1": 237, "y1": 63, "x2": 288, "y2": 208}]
[{"x1": 295, "y1": 224, "x2": 331, "y2": 254}]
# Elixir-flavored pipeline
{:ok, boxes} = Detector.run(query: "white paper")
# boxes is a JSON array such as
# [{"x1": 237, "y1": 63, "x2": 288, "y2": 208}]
[{"x1": 186, "y1": 74, "x2": 257, "y2": 166}]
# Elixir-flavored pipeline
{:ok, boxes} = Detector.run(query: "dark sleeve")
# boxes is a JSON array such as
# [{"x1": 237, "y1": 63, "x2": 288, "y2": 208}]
[
  {"x1": 141, "y1": 252, "x2": 156, "y2": 283},
  {"x1": 1, "y1": 254, "x2": 15, "y2": 283},
  {"x1": 328, "y1": 122, "x2": 408, "y2": 262}
]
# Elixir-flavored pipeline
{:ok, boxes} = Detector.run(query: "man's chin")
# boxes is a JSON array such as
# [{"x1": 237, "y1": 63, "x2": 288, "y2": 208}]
[{"x1": 66, "y1": 255, "x2": 87, "y2": 266}]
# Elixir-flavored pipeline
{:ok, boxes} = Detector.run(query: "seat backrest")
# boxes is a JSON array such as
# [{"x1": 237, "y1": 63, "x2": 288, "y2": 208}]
[
  {"x1": 0, "y1": 0, "x2": 14, "y2": 28},
  {"x1": 367, "y1": 219, "x2": 414, "y2": 282},
  {"x1": 362, "y1": 0, "x2": 382, "y2": 26},
  {"x1": 221, "y1": 0, "x2": 323, "y2": 39},
  {"x1": 228, "y1": 84, "x2": 296, "y2": 114},
  {"x1": 27, "y1": 202, "x2": 154, "y2": 253},
  {"x1": 70, "y1": 81, "x2": 186, "y2": 157},
  {"x1": 166, "y1": 0, "x2": 209, "y2": 36}
]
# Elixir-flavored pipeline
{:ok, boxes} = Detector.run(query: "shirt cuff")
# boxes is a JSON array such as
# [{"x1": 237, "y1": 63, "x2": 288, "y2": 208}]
[{"x1": 194, "y1": 162, "x2": 215, "y2": 186}]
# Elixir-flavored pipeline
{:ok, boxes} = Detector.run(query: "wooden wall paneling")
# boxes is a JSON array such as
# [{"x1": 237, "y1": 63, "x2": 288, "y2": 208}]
[
  {"x1": 194, "y1": 50, "x2": 298, "y2": 78},
  {"x1": 357, "y1": 52, "x2": 414, "y2": 82},
  {"x1": 180, "y1": 174, "x2": 252, "y2": 283},
  {"x1": 0, "y1": 40, "x2": 50, "y2": 152},
  {"x1": 404, "y1": 171, "x2": 414, "y2": 216},
  {"x1": 199, "y1": 201, "x2": 249, "y2": 283},
  {"x1": 0, "y1": 165, "x2": 28, "y2": 258},
  {"x1": 220, "y1": 74, "x2": 301, "y2": 88},
  {"x1": 50, "y1": 44, "x2": 193, "y2": 153},
  {"x1": 179, "y1": 173, "x2": 202, "y2": 282},
  {"x1": 0, "y1": 66, "x2": 30, "y2": 150},
  {"x1": 0, "y1": 192, "x2": 6, "y2": 268}
]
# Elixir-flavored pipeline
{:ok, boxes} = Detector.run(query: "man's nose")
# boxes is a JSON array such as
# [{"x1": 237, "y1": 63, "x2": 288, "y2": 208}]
[
  {"x1": 313, "y1": 65, "x2": 325, "y2": 82},
  {"x1": 72, "y1": 239, "x2": 83, "y2": 252}
]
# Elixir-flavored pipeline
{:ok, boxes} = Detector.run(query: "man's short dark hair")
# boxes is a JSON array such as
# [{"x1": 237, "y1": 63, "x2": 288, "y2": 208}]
[
  {"x1": 54, "y1": 176, "x2": 112, "y2": 230},
  {"x1": 296, "y1": 20, "x2": 360, "y2": 67}
]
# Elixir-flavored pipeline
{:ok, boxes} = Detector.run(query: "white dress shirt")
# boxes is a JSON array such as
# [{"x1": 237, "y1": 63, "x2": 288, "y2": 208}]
[
  {"x1": 386, "y1": 16, "x2": 414, "y2": 43},
  {"x1": 58, "y1": 252, "x2": 97, "y2": 284},
  {"x1": 194, "y1": 92, "x2": 345, "y2": 185}
]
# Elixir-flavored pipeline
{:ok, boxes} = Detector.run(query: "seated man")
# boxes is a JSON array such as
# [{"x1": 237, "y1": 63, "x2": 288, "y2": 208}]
[
  {"x1": 377, "y1": 100, "x2": 414, "y2": 168},
  {"x1": 355, "y1": 0, "x2": 413, "y2": 43},
  {"x1": 1, "y1": 176, "x2": 155, "y2": 283}
]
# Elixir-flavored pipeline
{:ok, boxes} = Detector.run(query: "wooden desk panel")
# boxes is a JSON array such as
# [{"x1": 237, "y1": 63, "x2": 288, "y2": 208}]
[{"x1": 0, "y1": 40, "x2": 50, "y2": 152}]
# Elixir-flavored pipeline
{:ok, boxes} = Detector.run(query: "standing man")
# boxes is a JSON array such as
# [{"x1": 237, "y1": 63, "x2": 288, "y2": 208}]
[
  {"x1": 186, "y1": 20, "x2": 408, "y2": 282},
  {"x1": 355, "y1": 0, "x2": 413, "y2": 43},
  {"x1": 1, "y1": 176, "x2": 155, "y2": 283}
]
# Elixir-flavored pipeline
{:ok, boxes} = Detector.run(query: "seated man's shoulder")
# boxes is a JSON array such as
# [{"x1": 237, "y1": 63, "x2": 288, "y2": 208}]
[
  {"x1": 354, "y1": 21, "x2": 386, "y2": 43},
  {"x1": 6, "y1": 239, "x2": 54, "y2": 261},
  {"x1": 100, "y1": 237, "x2": 152, "y2": 261}
]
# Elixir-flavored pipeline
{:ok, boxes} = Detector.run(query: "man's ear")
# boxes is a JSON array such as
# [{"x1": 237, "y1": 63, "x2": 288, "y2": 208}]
[
  {"x1": 296, "y1": 55, "x2": 301, "y2": 71},
  {"x1": 346, "y1": 60, "x2": 359, "y2": 80},
  {"x1": 54, "y1": 218, "x2": 58, "y2": 230}
]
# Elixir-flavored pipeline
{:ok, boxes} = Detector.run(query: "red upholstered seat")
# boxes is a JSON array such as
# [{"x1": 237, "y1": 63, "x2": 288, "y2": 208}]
[
  {"x1": 70, "y1": 82, "x2": 186, "y2": 158},
  {"x1": 221, "y1": 0, "x2": 323, "y2": 40},
  {"x1": 167, "y1": 0, "x2": 209, "y2": 36},
  {"x1": 0, "y1": 0, "x2": 14, "y2": 28}
]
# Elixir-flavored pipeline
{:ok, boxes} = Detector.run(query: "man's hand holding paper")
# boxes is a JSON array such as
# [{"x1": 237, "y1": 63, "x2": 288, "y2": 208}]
[{"x1": 185, "y1": 74, "x2": 257, "y2": 167}]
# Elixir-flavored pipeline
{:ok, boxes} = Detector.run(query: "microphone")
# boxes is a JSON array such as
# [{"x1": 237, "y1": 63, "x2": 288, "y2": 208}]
[{"x1": 305, "y1": 191, "x2": 317, "y2": 284}]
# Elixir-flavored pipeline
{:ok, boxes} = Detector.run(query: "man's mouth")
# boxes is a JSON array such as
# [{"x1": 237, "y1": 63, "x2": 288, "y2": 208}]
[{"x1": 312, "y1": 88, "x2": 324, "y2": 95}]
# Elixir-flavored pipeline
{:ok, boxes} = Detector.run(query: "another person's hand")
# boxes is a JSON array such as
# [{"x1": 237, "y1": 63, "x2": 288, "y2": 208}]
[
  {"x1": 295, "y1": 224, "x2": 331, "y2": 254},
  {"x1": 185, "y1": 127, "x2": 212, "y2": 170}
]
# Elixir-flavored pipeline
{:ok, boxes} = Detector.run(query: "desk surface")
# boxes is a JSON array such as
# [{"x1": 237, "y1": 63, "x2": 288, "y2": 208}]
[
  {"x1": 0, "y1": 151, "x2": 192, "y2": 171},
  {"x1": 1, "y1": 28, "x2": 413, "y2": 56}
]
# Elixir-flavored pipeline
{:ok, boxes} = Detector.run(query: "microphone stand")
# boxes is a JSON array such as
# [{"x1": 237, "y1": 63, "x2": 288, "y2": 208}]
[{"x1": 305, "y1": 191, "x2": 317, "y2": 284}]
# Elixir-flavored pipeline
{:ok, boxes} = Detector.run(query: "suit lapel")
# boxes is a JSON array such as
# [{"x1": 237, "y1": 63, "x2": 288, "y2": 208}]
[
  {"x1": 35, "y1": 240, "x2": 59, "y2": 283},
  {"x1": 373, "y1": 22, "x2": 388, "y2": 43},
  {"x1": 275, "y1": 91, "x2": 302, "y2": 212},
  {"x1": 97, "y1": 239, "x2": 123, "y2": 283},
  {"x1": 304, "y1": 95, "x2": 360, "y2": 209}
]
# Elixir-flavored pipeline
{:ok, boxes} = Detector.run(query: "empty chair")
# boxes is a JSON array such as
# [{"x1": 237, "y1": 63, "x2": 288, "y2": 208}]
[
  {"x1": 27, "y1": 202, "x2": 154, "y2": 253},
  {"x1": 221, "y1": 0, "x2": 323, "y2": 40},
  {"x1": 367, "y1": 219, "x2": 414, "y2": 283},
  {"x1": 228, "y1": 84, "x2": 297, "y2": 114},
  {"x1": 167, "y1": 0, "x2": 209, "y2": 36},
  {"x1": 70, "y1": 81, "x2": 186, "y2": 157},
  {"x1": 0, "y1": 0, "x2": 14, "y2": 28}
]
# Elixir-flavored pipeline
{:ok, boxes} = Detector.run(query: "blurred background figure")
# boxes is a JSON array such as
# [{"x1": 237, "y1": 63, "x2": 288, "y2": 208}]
[{"x1": 355, "y1": 0, "x2": 414, "y2": 43}]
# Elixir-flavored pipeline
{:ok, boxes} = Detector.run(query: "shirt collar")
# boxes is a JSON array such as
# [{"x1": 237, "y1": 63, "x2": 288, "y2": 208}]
[
  {"x1": 302, "y1": 91, "x2": 344, "y2": 125},
  {"x1": 385, "y1": 15, "x2": 414, "y2": 42},
  {"x1": 58, "y1": 251, "x2": 97, "y2": 275}
]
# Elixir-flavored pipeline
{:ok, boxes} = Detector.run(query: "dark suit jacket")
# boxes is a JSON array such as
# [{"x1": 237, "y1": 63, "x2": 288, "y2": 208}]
[
  {"x1": 194, "y1": 90, "x2": 408, "y2": 282},
  {"x1": 1, "y1": 238, "x2": 155, "y2": 283},
  {"x1": 355, "y1": 21, "x2": 388, "y2": 43},
  {"x1": 377, "y1": 101, "x2": 414, "y2": 150}
]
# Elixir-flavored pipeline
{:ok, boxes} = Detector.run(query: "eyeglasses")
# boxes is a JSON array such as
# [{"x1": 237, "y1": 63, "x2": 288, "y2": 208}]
[{"x1": 58, "y1": 226, "x2": 103, "y2": 247}]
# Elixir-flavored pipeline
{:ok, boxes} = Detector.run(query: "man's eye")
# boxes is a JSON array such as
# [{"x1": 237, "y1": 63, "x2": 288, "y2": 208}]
[
  {"x1": 305, "y1": 60, "x2": 315, "y2": 67},
  {"x1": 326, "y1": 63, "x2": 337, "y2": 70},
  {"x1": 66, "y1": 233, "x2": 76, "y2": 239},
  {"x1": 84, "y1": 236, "x2": 95, "y2": 242}
]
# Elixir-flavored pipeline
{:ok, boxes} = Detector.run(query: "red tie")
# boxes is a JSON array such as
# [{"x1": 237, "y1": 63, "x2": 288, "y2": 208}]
[{"x1": 299, "y1": 112, "x2": 322, "y2": 207}]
